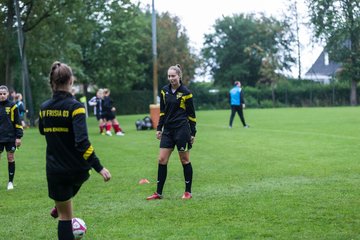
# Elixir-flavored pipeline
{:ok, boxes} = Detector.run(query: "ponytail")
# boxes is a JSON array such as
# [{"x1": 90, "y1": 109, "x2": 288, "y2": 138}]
[{"x1": 49, "y1": 61, "x2": 73, "y2": 91}]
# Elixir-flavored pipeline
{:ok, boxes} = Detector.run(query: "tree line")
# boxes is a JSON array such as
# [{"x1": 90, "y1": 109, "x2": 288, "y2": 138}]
[{"x1": 0, "y1": 0, "x2": 359, "y2": 121}]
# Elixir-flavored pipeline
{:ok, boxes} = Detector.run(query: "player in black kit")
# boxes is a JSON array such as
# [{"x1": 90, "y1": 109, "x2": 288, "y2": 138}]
[
  {"x1": 147, "y1": 64, "x2": 197, "y2": 200},
  {"x1": 39, "y1": 61, "x2": 111, "y2": 240},
  {"x1": 0, "y1": 85, "x2": 23, "y2": 190}
]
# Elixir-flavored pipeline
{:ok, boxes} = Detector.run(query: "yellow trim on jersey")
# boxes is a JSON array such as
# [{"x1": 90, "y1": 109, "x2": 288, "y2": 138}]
[
  {"x1": 160, "y1": 112, "x2": 165, "y2": 116},
  {"x1": 10, "y1": 105, "x2": 17, "y2": 121},
  {"x1": 183, "y1": 94, "x2": 193, "y2": 100},
  {"x1": 39, "y1": 110, "x2": 42, "y2": 118},
  {"x1": 83, "y1": 145, "x2": 94, "y2": 160},
  {"x1": 188, "y1": 116, "x2": 196, "y2": 122},
  {"x1": 180, "y1": 94, "x2": 193, "y2": 110},
  {"x1": 15, "y1": 124, "x2": 23, "y2": 129},
  {"x1": 72, "y1": 108, "x2": 86, "y2": 117},
  {"x1": 161, "y1": 90, "x2": 166, "y2": 104}
]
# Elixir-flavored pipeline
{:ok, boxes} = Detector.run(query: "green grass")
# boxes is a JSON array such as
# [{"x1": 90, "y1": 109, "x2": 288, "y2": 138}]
[{"x1": 0, "y1": 107, "x2": 359, "y2": 239}]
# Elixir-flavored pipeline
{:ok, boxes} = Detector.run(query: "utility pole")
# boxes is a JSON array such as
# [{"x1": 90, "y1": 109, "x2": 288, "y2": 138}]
[
  {"x1": 152, "y1": 0, "x2": 158, "y2": 104},
  {"x1": 294, "y1": 0, "x2": 302, "y2": 80},
  {"x1": 149, "y1": 0, "x2": 160, "y2": 129},
  {"x1": 14, "y1": 0, "x2": 34, "y2": 126}
]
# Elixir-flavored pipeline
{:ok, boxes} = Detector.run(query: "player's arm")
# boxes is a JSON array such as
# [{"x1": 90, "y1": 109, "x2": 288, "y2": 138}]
[
  {"x1": 11, "y1": 104, "x2": 23, "y2": 139},
  {"x1": 156, "y1": 89, "x2": 166, "y2": 132},
  {"x1": 72, "y1": 105, "x2": 104, "y2": 173},
  {"x1": 240, "y1": 90, "x2": 245, "y2": 106},
  {"x1": 88, "y1": 96, "x2": 97, "y2": 106},
  {"x1": 185, "y1": 93, "x2": 197, "y2": 137}
]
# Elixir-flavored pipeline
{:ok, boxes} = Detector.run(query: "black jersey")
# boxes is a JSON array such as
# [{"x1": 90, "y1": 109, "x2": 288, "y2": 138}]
[
  {"x1": 157, "y1": 84, "x2": 197, "y2": 136},
  {"x1": 39, "y1": 91, "x2": 103, "y2": 175},
  {"x1": 0, "y1": 99, "x2": 23, "y2": 142}
]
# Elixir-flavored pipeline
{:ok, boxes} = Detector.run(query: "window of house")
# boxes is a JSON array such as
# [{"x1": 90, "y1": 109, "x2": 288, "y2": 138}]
[{"x1": 324, "y1": 52, "x2": 329, "y2": 66}]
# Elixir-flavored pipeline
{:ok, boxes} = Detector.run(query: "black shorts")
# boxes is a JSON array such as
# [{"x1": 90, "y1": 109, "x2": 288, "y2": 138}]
[
  {"x1": 47, "y1": 172, "x2": 90, "y2": 202},
  {"x1": 96, "y1": 113, "x2": 103, "y2": 121},
  {"x1": 160, "y1": 124, "x2": 192, "y2": 152},
  {"x1": 104, "y1": 112, "x2": 115, "y2": 121},
  {"x1": 0, "y1": 142, "x2": 16, "y2": 153}
]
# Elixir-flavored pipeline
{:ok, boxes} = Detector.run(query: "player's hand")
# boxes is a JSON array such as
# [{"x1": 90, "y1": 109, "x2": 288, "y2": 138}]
[
  {"x1": 156, "y1": 131, "x2": 162, "y2": 140},
  {"x1": 190, "y1": 136, "x2": 195, "y2": 144},
  {"x1": 15, "y1": 138, "x2": 21, "y2": 148},
  {"x1": 242, "y1": 104, "x2": 245, "y2": 109},
  {"x1": 99, "y1": 168, "x2": 111, "y2": 182}
]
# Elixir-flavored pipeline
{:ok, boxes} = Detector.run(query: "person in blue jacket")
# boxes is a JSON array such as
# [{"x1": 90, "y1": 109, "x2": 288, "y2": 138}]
[{"x1": 229, "y1": 81, "x2": 249, "y2": 128}]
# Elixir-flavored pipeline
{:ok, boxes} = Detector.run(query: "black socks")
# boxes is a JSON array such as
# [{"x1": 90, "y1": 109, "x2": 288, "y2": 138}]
[
  {"x1": 8, "y1": 161, "x2": 15, "y2": 182},
  {"x1": 183, "y1": 163, "x2": 193, "y2": 193},
  {"x1": 58, "y1": 220, "x2": 74, "y2": 240},
  {"x1": 156, "y1": 164, "x2": 167, "y2": 195}
]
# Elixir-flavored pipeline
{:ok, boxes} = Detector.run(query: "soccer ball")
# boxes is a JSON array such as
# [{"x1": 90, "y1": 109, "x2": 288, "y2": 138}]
[{"x1": 72, "y1": 217, "x2": 87, "y2": 239}]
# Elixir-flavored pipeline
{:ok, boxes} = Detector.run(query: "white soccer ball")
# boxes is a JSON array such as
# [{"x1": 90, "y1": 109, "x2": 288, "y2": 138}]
[{"x1": 72, "y1": 217, "x2": 87, "y2": 239}]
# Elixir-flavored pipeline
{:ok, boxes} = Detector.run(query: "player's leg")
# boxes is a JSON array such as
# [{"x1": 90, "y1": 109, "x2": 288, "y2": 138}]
[
  {"x1": 179, "y1": 151, "x2": 193, "y2": 199},
  {"x1": 237, "y1": 106, "x2": 248, "y2": 127},
  {"x1": 229, "y1": 106, "x2": 236, "y2": 128},
  {"x1": 147, "y1": 131, "x2": 174, "y2": 200},
  {"x1": 176, "y1": 125, "x2": 193, "y2": 199},
  {"x1": 6, "y1": 143, "x2": 16, "y2": 190},
  {"x1": 98, "y1": 118, "x2": 104, "y2": 134},
  {"x1": 56, "y1": 200, "x2": 74, "y2": 240},
  {"x1": 105, "y1": 119, "x2": 112, "y2": 136},
  {"x1": 157, "y1": 148, "x2": 172, "y2": 193},
  {"x1": 112, "y1": 118, "x2": 124, "y2": 136}
]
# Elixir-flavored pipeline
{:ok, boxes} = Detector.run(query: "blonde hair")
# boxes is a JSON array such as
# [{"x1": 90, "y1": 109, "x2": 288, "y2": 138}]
[
  {"x1": 15, "y1": 93, "x2": 22, "y2": 101},
  {"x1": 168, "y1": 64, "x2": 183, "y2": 82},
  {"x1": 0, "y1": 85, "x2": 9, "y2": 92}
]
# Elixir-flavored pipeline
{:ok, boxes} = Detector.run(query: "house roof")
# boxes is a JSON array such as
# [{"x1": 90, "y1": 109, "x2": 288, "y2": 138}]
[{"x1": 305, "y1": 51, "x2": 341, "y2": 77}]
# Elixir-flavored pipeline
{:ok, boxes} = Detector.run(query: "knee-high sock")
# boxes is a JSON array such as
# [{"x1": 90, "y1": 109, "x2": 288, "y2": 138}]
[
  {"x1": 156, "y1": 164, "x2": 167, "y2": 195},
  {"x1": 183, "y1": 162, "x2": 193, "y2": 193},
  {"x1": 58, "y1": 220, "x2": 74, "y2": 240},
  {"x1": 8, "y1": 161, "x2": 15, "y2": 182},
  {"x1": 113, "y1": 124, "x2": 122, "y2": 133}
]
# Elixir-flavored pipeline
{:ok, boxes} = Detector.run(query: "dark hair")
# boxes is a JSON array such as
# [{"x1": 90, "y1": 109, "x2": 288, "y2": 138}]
[
  {"x1": 49, "y1": 61, "x2": 73, "y2": 91},
  {"x1": 168, "y1": 64, "x2": 183, "y2": 83}
]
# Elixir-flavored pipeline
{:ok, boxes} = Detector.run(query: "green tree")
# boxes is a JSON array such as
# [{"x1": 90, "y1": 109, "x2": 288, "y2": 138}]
[
  {"x1": 306, "y1": 0, "x2": 360, "y2": 105},
  {"x1": 92, "y1": 1, "x2": 148, "y2": 92},
  {"x1": 201, "y1": 13, "x2": 295, "y2": 88},
  {"x1": 156, "y1": 12, "x2": 198, "y2": 87}
]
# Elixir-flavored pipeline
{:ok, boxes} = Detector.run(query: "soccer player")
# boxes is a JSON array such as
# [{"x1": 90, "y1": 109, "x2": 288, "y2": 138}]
[
  {"x1": 15, "y1": 93, "x2": 27, "y2": 128},
  {"x1": 102, "y1": 88, "x2": 125, "y2": 136},
  {"x1": 0, "y1": 85, "x2": 23, "y2": 190},
  {"x1": 229, "y1": 81, "x2": 249, "y2": 128},
  {"x1": 88, "y1": 88, "x2": 106, "y2": 134},
  {"x1": 147, "y1": 64, "x2": 197, "y2": 200},
  {"x1": 39, "y1": 61, "x2": 111, "y2": 240}
]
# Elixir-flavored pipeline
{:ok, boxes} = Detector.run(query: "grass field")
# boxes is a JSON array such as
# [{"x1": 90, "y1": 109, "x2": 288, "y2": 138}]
[{"x1": 0, "y1": 107, "x2": 359, "y2": 239}]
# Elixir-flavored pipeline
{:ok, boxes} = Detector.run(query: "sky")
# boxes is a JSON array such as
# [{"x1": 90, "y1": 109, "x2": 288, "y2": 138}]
[{"x1": 136, "y1": 0, "x2": 323, "y2": 80}]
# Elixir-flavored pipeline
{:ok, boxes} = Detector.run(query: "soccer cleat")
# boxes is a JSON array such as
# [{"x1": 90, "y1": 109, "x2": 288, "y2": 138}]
[
  {"x1": 244, "y1": 125, "x2": 249, "y2": 128},
  {"x1": 50, "y1": 207, "x2": 58, "y2": 218},
  {"x1": 105, "y1": 131, "x2": 112, "y2": 136},
  {"x1": 7, "y1": 182, "x2": 14, "y2": 190},
  {"x1": 182, "y1": 192, "x2": 192, "y2": 199},
  {"x1": 146, "y1": 192, "x2": 162, "y2": 200},
  {"x1": 116, "y1": 131, "x2": 125, "y2": 136}
]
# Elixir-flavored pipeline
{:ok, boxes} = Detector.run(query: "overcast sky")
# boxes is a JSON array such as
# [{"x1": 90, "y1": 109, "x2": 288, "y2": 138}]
[{"x1": 136, "y1": 0, "x2": 323, "y2": 79}]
